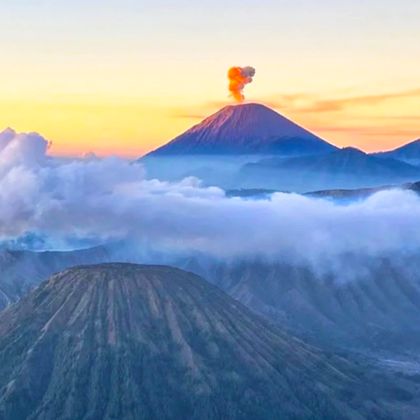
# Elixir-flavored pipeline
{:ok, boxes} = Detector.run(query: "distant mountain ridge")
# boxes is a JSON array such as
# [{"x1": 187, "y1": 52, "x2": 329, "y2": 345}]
[
  {"x1": 306, "y1": 180, "x2": 420, "y2": 200},
  {"x1": 181, "y1": 255, "x2": 420, "y2": 357},
  {"x1": 239, "y1": 146, "x2": 420, "y2": 192},
  {"x1": 0, "y1": 246, "x2": 112, "y2": 310},
  {"x1": 146, "y1": 103, "x2": 337, "y2": 156},
  {"x1": 374, "y1": 138, "x2": 420, "y2": 165}
]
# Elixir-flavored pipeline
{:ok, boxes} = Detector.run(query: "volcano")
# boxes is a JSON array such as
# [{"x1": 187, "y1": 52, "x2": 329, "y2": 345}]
[
  {"x1": 147, "y1": 103, "x2": 337, "y2": 156},
  {"x1": 0, "y1": 263, "x2": 396, "y2": 419}
]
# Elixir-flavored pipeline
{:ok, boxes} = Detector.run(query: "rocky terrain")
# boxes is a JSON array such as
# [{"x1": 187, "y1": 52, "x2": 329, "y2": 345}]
[
  {"x1": 0, "y1": 263, "x2": 414, "y2": 420},
  {"x1": 179, "y1": 256, "x2": 420, "y2": 358}
]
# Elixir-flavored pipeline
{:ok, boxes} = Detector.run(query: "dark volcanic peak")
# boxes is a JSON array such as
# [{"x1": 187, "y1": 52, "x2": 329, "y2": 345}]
[
  {"x1": 147, "y1": 103, "x2": 337, "y2": 156},
  {"x1": 0, "y1": 263, "x2": 389, "y2": 419}
]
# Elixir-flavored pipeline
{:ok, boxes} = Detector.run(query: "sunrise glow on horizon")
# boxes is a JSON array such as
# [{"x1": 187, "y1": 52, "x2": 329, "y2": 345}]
[{"x1": 1, "y1": 0, "x2": 419, "y2": 157}]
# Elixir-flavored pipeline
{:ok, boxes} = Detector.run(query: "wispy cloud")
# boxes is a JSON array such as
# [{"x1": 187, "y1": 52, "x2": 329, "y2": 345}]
[
  {"x1": 265, "y1": 88, "x2": 420, "y2": 149},
  {"x1": 270, "y1": 88, "x2": 420, "y2": 114},
  {"x1": 172, "y1": 88, "x2": 420, "y2": 120},
  {"x1": 317, "y1": 125, "x2": 420, "y2": 138}
]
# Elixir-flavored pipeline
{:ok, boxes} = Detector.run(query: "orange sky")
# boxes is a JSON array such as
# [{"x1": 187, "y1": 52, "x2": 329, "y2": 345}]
[
  {"x1": 1, "y1": 89, "x2": 418, "y2": 158},
  {"x1": 0, "y1": 0, "x2": 419, "y2": 157}
]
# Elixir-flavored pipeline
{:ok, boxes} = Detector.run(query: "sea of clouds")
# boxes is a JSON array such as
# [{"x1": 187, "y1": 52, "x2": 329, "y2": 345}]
[{"x1": 1, "y1": 128, "x2": 420, "y2": 266}]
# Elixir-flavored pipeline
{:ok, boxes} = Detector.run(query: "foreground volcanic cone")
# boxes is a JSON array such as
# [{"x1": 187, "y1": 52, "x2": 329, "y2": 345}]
[{"x1": 0, "y1": 263, "x2": 396, "y2": 419}]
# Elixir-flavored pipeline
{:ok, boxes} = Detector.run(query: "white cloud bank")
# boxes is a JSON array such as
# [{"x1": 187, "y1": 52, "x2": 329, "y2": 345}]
[{"x1": 1, "y1": 128, "x2": 420, "y2": 264}]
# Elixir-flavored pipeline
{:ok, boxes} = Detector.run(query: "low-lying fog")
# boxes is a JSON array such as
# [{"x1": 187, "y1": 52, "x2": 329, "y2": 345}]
[{"x1": 1, "y1": 130, "x2": 420, "y2": 274}]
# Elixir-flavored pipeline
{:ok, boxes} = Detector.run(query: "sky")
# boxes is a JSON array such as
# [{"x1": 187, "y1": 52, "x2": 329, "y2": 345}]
[{"x1": 0, "y1": 0, "x2": 419, "y2": 157}]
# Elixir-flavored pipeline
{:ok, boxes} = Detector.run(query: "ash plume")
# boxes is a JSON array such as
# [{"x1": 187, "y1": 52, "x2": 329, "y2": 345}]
[{"x1": 228, "y1": 66, "x2": 256, "y2": 102}]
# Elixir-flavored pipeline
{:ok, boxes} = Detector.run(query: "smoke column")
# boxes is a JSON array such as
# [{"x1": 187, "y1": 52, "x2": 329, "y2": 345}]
[{"x1": 228, "y1": 66, "x2": 256, "y2": 102}]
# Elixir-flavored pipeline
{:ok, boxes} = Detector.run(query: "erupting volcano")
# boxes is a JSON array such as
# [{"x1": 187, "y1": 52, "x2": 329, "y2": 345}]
[{"x1": 147, "y1": 103, "x2": 337, "y2": 156}]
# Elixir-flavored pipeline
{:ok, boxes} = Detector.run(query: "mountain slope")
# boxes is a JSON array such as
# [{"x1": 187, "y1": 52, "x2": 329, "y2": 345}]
[
  {"x1": 179, "y1": 256, "x2": 420, "y2": 357},
  {"x1": 0, "y1": 246, "x2": 112, "y2": 310},
  {"x1": 375, "y1": 139, "x2": 420, "y2": 165},
  {"x1": 239, "y1": 147, "x2": 420, "y2": 191},
  {"x1": 146, "y1": 103, "x2": 337, "y2": 156},
  {"x1": 0, "y1": 263, "x2": 401, "y2": 419}
]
